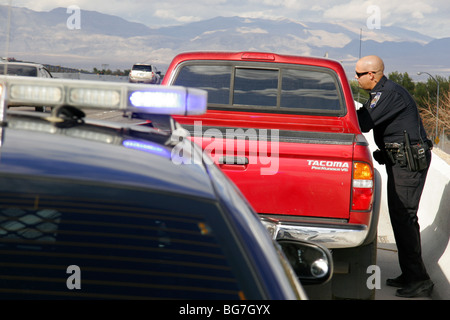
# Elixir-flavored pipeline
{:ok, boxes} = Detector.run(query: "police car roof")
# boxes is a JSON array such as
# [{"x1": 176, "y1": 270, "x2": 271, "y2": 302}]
[{"x1": 0, "y1": 76, "x2": 213, "y2": 199}]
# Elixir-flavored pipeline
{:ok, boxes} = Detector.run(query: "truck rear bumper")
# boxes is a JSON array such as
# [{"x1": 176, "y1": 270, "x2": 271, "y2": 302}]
[{"x1": 260, "y1": 215, "x2": 368, "y2": 249}]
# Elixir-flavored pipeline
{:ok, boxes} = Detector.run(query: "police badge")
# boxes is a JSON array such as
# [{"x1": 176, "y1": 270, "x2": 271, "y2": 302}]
[{"x1": 370, "y1": 92, "x2": 382, "y2": 108}]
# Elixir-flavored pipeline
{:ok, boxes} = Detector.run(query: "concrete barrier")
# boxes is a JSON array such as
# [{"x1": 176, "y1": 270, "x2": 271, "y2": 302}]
[
  {"x1": 364, "y1": 132, "x2": 450, "y2": 300},
  {"x1": 52, "y1": 73, "x2": 129, "y2": 82}
]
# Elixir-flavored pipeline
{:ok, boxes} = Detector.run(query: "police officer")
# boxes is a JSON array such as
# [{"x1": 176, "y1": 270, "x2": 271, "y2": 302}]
[{"x1": 355, "y1": 55, "x2": 434, "y2": 298}]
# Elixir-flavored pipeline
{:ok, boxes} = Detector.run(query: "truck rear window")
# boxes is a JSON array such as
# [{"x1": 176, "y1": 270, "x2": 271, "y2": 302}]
[
  {"x1": 173, "y1": 62, "x2": 344, "y2": 115},
  {"x1": 174, "y1": 65, "x2": 231, "y2": 104}
]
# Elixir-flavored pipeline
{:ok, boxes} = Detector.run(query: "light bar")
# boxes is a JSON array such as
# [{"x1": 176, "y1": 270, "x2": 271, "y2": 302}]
[
  {"x1": 69, "y1": 88, "x2": 121, "y2": 108},
  {"x1": 0, "y1": 75, "x2": 207, "y2": 116},
  {"x1": 10, "y1": 83, "x2": 63, "y2": 105}
]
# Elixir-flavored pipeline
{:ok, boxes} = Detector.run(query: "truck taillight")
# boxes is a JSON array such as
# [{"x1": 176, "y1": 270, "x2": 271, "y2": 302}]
[{"x1": 352, "y1": 161, "x2": 374, "y2": 211}]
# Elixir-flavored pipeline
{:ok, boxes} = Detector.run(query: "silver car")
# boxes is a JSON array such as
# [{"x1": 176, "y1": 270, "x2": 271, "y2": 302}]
[
  {"x1": 0, "y1": 61, "x2": 53, "y2": 111},
  {"x1": 0, "y1": 61, "x2": 52, "y2": 78}
]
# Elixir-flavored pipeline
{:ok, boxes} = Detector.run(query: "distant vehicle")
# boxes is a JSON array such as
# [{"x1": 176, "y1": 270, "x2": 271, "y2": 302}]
[
  {"x1": 129, "y1": 63, "x2": 161, "y2": 84},
  {"x1": 0, "y1": 75, "x2": 332, "y2": 300},
  {"x1": 0, "y1": 61, "x2": 53, "y2": 78},
  {"x1": 0, "y1": 61, "x2": 53, "y2": 112}
]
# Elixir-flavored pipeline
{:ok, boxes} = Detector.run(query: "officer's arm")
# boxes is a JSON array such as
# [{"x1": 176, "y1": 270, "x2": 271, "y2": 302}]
[{"x1": 357, "y1": 107, "x2": 374, "y2": 132}]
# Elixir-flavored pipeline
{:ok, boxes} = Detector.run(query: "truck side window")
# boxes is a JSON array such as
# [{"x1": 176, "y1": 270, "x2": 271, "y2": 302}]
[
  {"x1": 175, "y1": 65, "x2": 231, "y2": 105},
  {"x1": 281, "y1": 69, "x2": 341, "y2": 111},
  {"x1": 233, "y1": 68, "x2": 278, "y2": 107}
]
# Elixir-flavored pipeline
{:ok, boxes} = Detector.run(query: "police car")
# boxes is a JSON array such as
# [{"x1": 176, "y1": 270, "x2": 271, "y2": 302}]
[{"x1": 0, "y1": 76, "x2": 331, "y2": 300}]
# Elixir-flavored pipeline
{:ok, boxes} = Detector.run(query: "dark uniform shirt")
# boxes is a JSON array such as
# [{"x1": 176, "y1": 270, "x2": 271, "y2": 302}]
[{"x1": 357, "y1": 76, "x2": 428, "y2": 149}]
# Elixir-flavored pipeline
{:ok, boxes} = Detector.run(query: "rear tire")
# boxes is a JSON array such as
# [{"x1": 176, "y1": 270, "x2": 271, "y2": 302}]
[
  {"x1": 329, "y1": 169, "x2": 381, "y2": 300},
  {"x1": 330, "y1": 238, "x2": 377, "y2": 300}
]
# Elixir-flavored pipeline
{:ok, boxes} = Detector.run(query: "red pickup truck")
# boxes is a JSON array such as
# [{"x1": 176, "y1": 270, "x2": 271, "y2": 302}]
[{"x1": 162, "y1": 51, "x2": 381, "y2": 299}]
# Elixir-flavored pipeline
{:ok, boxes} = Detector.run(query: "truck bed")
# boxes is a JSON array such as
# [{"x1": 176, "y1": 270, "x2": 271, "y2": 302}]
[{"x1": 176, "y1": 110, "x2": 355, "y2": 220}]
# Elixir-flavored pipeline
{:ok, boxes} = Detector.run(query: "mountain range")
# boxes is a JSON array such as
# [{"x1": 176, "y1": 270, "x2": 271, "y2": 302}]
[{"x1": 1, "y1": 5, "x2": 449, "y2": 80}]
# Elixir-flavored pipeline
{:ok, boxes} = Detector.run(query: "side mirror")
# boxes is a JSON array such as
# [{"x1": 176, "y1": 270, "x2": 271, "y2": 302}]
[{"x1": 278, "y1": 239, "x2": 333, "y2": 285}]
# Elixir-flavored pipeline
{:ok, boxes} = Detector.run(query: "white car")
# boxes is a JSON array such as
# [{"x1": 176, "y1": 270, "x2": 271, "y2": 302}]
[{"x1": 128, "y1": 63, "x2": 161, "y2": 84}]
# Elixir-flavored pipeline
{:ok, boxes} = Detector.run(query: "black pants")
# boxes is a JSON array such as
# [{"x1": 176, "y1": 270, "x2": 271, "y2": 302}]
[{"x1": 385, "y1": 150, "x2": 431, "y2": 282}]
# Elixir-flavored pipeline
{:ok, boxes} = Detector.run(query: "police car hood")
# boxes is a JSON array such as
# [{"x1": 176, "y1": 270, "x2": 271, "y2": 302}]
[{"x1": 0, "y1": 127, "x2": 217, "y2": 200}]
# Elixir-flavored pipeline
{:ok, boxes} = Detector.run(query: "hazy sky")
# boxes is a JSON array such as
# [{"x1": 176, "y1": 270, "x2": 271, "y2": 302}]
[{"x1": 7, "y1": 0, "x2": 450, "y2": 38}]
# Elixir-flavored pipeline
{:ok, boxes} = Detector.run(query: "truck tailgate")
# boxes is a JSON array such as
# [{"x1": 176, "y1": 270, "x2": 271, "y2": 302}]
[{"x1": 181, "y1": 122, "x2": 355, "y2": 220}]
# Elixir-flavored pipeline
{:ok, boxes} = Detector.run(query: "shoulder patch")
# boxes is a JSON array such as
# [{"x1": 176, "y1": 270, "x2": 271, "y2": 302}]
[{"x1": 370, "y1": 92, "x2": 382, "y2": 108}]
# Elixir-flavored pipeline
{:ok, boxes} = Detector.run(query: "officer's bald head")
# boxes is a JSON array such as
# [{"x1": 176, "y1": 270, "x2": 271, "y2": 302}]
[
  {"x1": 355, "y1": 55, "x2": 385, "y2": 90},
  {"x1": 356, "y1": 55, "x2": 385, "y2": 76}
]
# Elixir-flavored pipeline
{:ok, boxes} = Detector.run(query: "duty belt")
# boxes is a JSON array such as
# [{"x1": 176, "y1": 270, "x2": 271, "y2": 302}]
[
  {"x1": 385, "y1": 140, "x2": 433, "y2": 151},
  {"x1": 383, "y1": 140, "x2": 431, "y2": 170}
]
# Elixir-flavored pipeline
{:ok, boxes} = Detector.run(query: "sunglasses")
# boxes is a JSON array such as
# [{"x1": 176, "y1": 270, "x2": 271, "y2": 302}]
[{"x1": 356, "y1": 71, "x2": 376, "y2": 78}]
